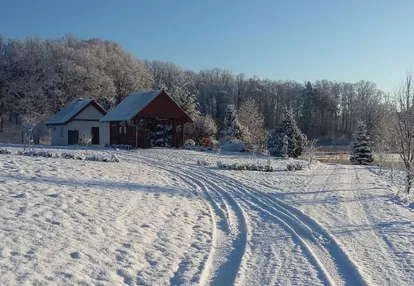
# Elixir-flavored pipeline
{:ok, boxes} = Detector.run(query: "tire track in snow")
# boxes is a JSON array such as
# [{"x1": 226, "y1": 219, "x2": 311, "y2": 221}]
[
  {"x1": 192, "y1": 166, "x2": 367, "y2": 286},
  {"x1": 118, "y1": 151, "x2": 366, "y2": 285},
  {"x1": 157, "y1": 167, "x2": 249, "y2": 286},
  {"x1": 117, "y1": 152, "x2": 248, "y2": 286}
]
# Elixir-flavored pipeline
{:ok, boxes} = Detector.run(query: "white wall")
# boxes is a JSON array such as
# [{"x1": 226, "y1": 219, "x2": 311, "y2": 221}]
[
  {"x1": 49, "y1": 103, "x2": 109, "y2": 146},
  {"x1": 67, "y1": 121, "x2": 109, "y2": 146},
  {"x1": 50, "y1": 125, "x2": 68, "y2": 146},
  {"x1": 74, "y1": 105, "x2": 104, "y2": 120}
]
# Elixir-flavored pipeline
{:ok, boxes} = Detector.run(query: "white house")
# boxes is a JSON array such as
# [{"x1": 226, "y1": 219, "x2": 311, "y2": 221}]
[{"x1": 45, "y1": 99, "x2": 109, "y2": 146}]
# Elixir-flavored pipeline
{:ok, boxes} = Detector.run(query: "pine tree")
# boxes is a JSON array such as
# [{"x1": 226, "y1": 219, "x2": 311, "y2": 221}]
[
  {"x1": 350, "y1": 122, "x2": 374, "y2": 165},
  {"x1": 220, "y1": 104, "x2": 248, "y2": 143},
  {"x1": 268, "y1": 108, "x2": 307, "y2": 158}
]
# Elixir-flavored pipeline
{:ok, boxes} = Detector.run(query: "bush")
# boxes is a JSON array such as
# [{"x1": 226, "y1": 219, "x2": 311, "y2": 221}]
[
  {"x1": 201, "y1": 136, "x2": 217, "y2": 147},
  {"x1": 18, "y1": 150, "x2": 53, "y2": 157},
  {"x1": 61, "y1": 152, "x2": 76, "y2": 159},
  {"x1": 85, "y1": 155, "x2": 107, "y2": 162},
  {"x1": 197, "y1": 160, "x2": 211, "y2": 166},
  {"x1": 105, "y1": 144, "x2": 133, "y2": 150},
  {"x1": 111, "y1": 154, "x2": 120, "y2": 163},
  {"x1": 286, "y1": 162, "x2": 304, "y2": 171},
  {"x1": 217, "y1": 161, "x2": 273, "y2": 172},
  {"x1": 185, "y1": 139, "x2": 196, "y2": 146},
  {"x1": 0, "y1": 149, "x2": 11, "y2": 155},
  {"x1": 220, "y1": 140, "x2": 248, "y2": 152},
  {"x1": 185, "y1": 115, "x2": 218, "y2": 145}
]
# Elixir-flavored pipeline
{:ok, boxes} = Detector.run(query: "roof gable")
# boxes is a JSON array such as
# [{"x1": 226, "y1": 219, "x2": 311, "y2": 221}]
[
  {"x1": 45, "y1": 99, "x2": 106, "y2": 125},
  {"x1": 136, "y1": 92, "x2": 192, "y2": 122},
  {"x1": 100, "y1": 90, "x2": 193, "y2": 122}
]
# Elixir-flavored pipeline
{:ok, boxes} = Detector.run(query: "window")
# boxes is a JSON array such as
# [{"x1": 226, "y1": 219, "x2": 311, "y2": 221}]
[
  {"x1": 138, "y1": 119, "x2": 145, "y2": 131},
  {"x1": 60, "y1": 127, "x2": 64, "y2": 137},
  {"x1": 119, "y1": 126, "x2": 127, "y2": 134}
]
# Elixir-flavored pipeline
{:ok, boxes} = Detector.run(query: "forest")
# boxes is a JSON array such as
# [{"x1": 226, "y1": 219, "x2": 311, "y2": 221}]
[{"x1": 0, "y1": 35, "x2": 393, "y2": 147}]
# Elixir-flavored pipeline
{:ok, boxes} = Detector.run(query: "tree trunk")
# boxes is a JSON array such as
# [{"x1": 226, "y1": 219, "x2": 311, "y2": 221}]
[{"x1": 405, "y1": 169, "x2": 413, "y2": 194}]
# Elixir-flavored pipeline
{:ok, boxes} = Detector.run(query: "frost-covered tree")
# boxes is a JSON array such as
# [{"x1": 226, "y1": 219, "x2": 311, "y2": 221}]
[
  {"x1": 145, "y1": 60, "x2": 199, "y2": 118},
  {"x1": 268, "y1": 108, "x2": 307, "y2": 158},
  {"x1": 394, "y1": 72, "x2": 414, "y2": 194},
  {"x1": 238, "y1": 99, "x2": 268, "y2": 152},
  {"x1": 220, "y1": 104, "x2": 247, "y2": 143},
  {"x1": 185, "y1": 115, "x2": 217, "y2": 145},
  {"x1": 350, "y1": 122, "x2": 374, "y2": 165}
]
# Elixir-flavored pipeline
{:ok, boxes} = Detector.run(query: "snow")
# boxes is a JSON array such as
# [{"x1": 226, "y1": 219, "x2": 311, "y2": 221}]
[
  {"x1": 1, "y1": 145, "x2": 414, "y2": 285},
  {"x1": 45, "y1": 99, "x2": 93, "y2": 125},
  {"x1": 100, "y1": 90, "x2": 161, "y2": 122}
]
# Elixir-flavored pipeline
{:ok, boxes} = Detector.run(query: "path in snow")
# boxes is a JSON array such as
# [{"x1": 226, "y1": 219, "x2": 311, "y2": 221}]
[
  {"x1": 119, "y1": 150, "x2": 368, "y2": 286},
  {"x1": 225, "y1": 160, "x2": 414, "y2": 285}
]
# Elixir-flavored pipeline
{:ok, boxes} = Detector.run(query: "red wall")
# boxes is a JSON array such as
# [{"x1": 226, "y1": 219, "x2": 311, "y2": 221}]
[{"x1": 136, "y1": 92, "x2": 191, "y2": 120}]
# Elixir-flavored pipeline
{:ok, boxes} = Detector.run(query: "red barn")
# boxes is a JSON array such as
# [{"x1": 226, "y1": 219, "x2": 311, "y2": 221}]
[{"x1": 100, "y1": 90, "x2": 192, "y2": 148}]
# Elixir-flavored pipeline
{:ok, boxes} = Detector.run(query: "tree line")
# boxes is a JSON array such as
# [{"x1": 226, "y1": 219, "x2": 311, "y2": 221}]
[{"x1": 0, "y1": 34, "x2": 391, "y2": 146}]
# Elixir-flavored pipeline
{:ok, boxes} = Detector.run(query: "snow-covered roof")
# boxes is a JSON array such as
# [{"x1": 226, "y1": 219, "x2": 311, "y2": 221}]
[
  {"x1": 45, "y1": 99, "x2": 98, "y2": 125},
  {"x1": 100, "y1": 90, "x2": 162, "y2": 122}
]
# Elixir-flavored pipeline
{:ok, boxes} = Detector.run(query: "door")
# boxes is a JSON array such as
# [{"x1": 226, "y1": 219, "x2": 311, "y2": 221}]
[
  {"x1": 68, "y1": 130, "x2": 79, "y2": 145},
  {"x1": 91, "y1": 127, "x2": 100, "y2": 145},
  {"x1": 137, "y1": 130, "x2": 149, "y2": 148}
]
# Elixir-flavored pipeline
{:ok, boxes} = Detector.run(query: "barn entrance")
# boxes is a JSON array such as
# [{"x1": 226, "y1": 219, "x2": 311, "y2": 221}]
[
  {"x1": 68, "y1": 130, "x2": 79, "y2": 145},
  {"x1": 147, "y1": 118, "x2": 173, "y2": 147}
]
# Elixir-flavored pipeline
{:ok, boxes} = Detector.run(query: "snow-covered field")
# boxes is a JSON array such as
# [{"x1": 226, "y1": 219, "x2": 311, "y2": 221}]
[{"x1": 0, "y1": 145, "x2": 413, "y2": 285}]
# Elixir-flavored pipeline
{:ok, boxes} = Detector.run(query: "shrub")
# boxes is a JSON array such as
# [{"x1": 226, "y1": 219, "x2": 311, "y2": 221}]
[
  {"x1": 217, "y1": 161, "x2": 273, "y2": 172},
  {"x1": 220, "y1": 140, "x2": 248, "y2": 152},
  {"x1": 0, "y1": 149, "x2": 11, "y2": 155},
  {"x1": 286, "y1": 162, "x2": 304, "y2": 171},
  {"x1": 185, "y1": 115, "x2": 218, "y2": 145},
  {"x1": 61, "y1": 152, "x2": 76, "y2": 159},
  {"x1": 197, "y1": 160, "x2": 210, "y2": 166},
  {"x1": 111, "y1": 154, "x2": 120, "y2": 163},
  {"x1": 185, "y1": 139, "x2": 196, "y2": 146},
  {"x1": 18, "y1": 150, "x2": 53, "y2": 157},
  {"x1": 201, "y1": 136, "x2": 217, "y2": 147}
]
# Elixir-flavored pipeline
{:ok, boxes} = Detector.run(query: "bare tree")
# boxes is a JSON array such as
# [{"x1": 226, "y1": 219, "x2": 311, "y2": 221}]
[
  {"x1": 305, "y1": 138, "x2": 320, "y2": 165},
  {"x1": 80, "y1": 132, "x2": 93, "y2": 157},
  {"x1": 394, "y1": 71, "x2": 414, "y2": 195},
  {"x1": 21, "y1": 111, "x2": 44, "y2": 152}
]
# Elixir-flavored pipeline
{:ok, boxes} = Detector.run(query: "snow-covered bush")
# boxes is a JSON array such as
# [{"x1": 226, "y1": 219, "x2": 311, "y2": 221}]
[
  {"x1": 220, "y1": 140, "x2": 248, "y2": 152},
  {"x1": 0, "y1": 149, "x2": 11, "y2": 155},
  {"x1": 61, "y1": 152, "x2": 76, "y2": 159},
  {"x1": 185, "y1": 139, "x2": 196, "y2": 146},
  {"x1": 111, "y1": 154, "x2": 120, "y2": 163},
  {"x1": 105, "y1": 144, "x2": 133, "y2": 150},
  {"x1": 268, "y1": 108, "x2": 307, "y2": 158},
  {"x1": 185, "y1": 115, "x2": 218, "y2": 146},
  {"x1": 197, "y1": 160, "x2": 211, "y2": 166},
  {"x1": 217, "y1": 161, "x2": 273, "y2": 172},
  {"x1": 350, "y1": 122, "x2": 374, "y2": 165},
  {"x1": 286, "y1": 162, "x2": 304, "y2": 171},
  {"x1": 85, "y1": 155, "x2": 108, "y2": 162},
  {"x1": 18, "y1": 150, "x2": 53, "y2": 157}
]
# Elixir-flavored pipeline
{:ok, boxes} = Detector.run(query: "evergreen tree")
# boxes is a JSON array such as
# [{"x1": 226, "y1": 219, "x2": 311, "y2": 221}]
[
  {"x1": 350, "y1": 122, "x2": 374, "y2": 165},
  {"x1": 220, "y1": 104, "x2": 247, "y2": 143},
  {"x1": 268, "y1": 108, "x2": 307, "y2": 158}
]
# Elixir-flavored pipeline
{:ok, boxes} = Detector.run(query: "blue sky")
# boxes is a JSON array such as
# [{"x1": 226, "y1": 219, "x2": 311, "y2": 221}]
[{"x1": 1, "y1": 0, "x2": 414, "y2": 92}]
